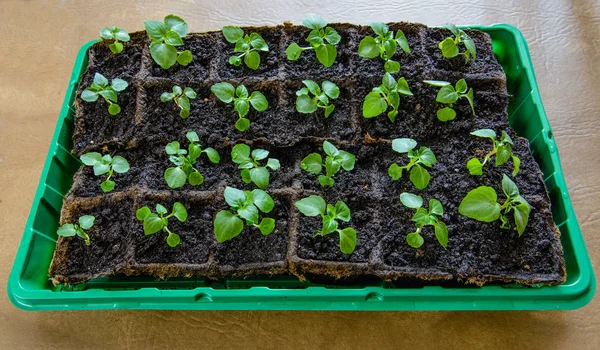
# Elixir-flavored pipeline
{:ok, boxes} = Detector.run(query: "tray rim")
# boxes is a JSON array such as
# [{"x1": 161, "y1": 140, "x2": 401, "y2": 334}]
[{"x1": 7, "y1": 23, "x2": 596, "y2": 311}]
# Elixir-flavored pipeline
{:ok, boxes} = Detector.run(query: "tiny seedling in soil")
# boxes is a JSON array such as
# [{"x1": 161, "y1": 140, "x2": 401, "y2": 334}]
[
  {"x1": 300, "y1": 140, "x2": 355, "y2": 187},
  {"x1": 80, "y1": 152, "x2": 130, "y2": 193},
  {"x1": 136, "y1": 202, "x2": 188, "y2": 247},
  {"x1": 100, "y1": 26, "x2": 130, "y2": 54},
  {"x1": 231, "y1": 143, "x2": 280, "y2": 189},
  {"x1": 295, "y1": 195, "x2": 357, "y2": 254},
  {"x1": 459, "y1": 174, "x2": 531, "y2": 236},
  {"x1": 221, "y1": 26, "x2": 269, "y2": 70},
  {"x1": 399, "y1": 192, "x2": 448, "y2": 249},
  {"x1": 438, "y1": 23, "x2": 476, "y2": 62},
  {"x1": 81, "y1": 73, "x2": 128, "y2": 115},
  {"x1": 161, "y1": 85, "x2": 197, "y2": 118},
  {"x1": 467, "y1": 129, "x2": 520, "y2": 177},
  {"x1": 388, "y1": 138, "x2": 436, "y2": 190},
  {"x1": 296, "y1": 80, "x2": 340, "y2": 117},
  {"x1": 358, "y1": 22, "x2": 410, "y2": 73},
  {"x1": 164, "y1": 131, "x2": 220, "y2": 189},
  {"x1": 56, "y1": 215, "x2": 95, "y2": 246},
  {"x1": 423, "y1": 79, "x2": 475, "y2": 121},
  {"x1": 210, "y1": 82, "x2": 268, "y2": 131},
  {"x1": 362, "y1": 72, "x2": 413, "y2": 122},
  {"x1": 214, "y1": 186, "x2": 276, "y2": 242},
  {"x1": 144, "y1": 14, "x2": 193, "y2": 69},
  {"x1": 286, "y1": 14, "x2": 341, "y2": 67}
]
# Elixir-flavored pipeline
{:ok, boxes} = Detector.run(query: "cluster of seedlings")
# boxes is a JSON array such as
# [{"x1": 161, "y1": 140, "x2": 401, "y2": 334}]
[{"x1": 61, "y1": 15, "x2": 530, "y2": 256}]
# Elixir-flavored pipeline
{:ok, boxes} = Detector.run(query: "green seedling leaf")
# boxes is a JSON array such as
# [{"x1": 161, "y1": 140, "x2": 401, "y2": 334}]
[
  {"x1": 459, "y1": 186, "x2": 501, "y2": 222},
  {"x1": 389, "y1": 139, "x2": 436, "y2": 189},
  {"x1": 231, "y1": 144, "x2": 279, "y2": 189},
  {"x1": 145, "y1": 15, "x2": 192, "y2": 69},
  {"x1": 400, "y1": 192, "x2": 423, "y2": 209},
  {"x1": 438, "y1": 24, "x2": 477, "y2": 62},
  {"x1": 406, "y1": 232, "x2": 424, "y2": 248},
  {"x1": 256, "y1": 217, "x2": 276, "y2": 235},
  {"x1": 286, "y1": 14, "x2": 340, "y2": 67},
  {"x1": 300, "y1": 141, "x2": 355, "y2": 187},
  {"x1": 467, "y1": 129, "x2": 520, "y2": 176},
  {"x1": 214, "y1": 210, "x2": 244, "y2": 242},
  {"x1": 81, "y1": 73, "x2": 127, "y2": 115},
  {"x1": 362, "y1": 73, "x2": 412, "y2": 120},
  {"x1": 295, "y1": 196, "x2": 326, "y2": 216}
]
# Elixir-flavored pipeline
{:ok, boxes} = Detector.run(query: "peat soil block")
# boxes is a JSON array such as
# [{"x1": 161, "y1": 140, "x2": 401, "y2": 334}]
[{"x1": 50, "y1": 22, "x2": 565, "y2": 286}]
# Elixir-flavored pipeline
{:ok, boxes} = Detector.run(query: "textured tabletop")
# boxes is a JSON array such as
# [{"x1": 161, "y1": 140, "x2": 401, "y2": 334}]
[{"x1": 0, "y1": 0, "x2": 598, "y2": 348}]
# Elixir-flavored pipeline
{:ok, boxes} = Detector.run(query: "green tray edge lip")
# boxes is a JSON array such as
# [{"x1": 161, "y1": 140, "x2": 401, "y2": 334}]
[{"x1": 6, "y1": 24, "x2": 595, "y2": 311}]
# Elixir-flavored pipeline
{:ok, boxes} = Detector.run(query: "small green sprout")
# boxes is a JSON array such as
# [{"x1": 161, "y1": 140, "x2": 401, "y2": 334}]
[
  {"x1": 300, "y1": 141, "x2": 355, "y2": 187},
  {"x1": 210, "y1": 82, "x2": 268, "y2": 132},
  {"x1": 161, "y1": 85, "x2": 197, "y2": 118},
  {"x1": 80, "y1": 152, "x2": 130, "y2": 193},
  {"x1": 100, "y1": 26, "x2": 130, "y2": 54},
  {"x1": 144, "y1": 14, "x2": 193, "y2": 69},
  {"x1": 295, "y1": 195, "x2": 357, "y2": 254},
  {"x1": 358, "y1": 22, "x2": 410, "y2": 73},
  {"x1": 400, "y1": 193, "x2": 448, "y2": 249},
  {"x1": 164, "y1": 131, "x2": 220, "y2": 189},
  {"x1": 286, "y1": 14, "x2": 341, "y2": 67},
  {"x1": 214, "y1": 187, "x2": 276, "y2": 242},
  {"x1": 136, "y1": 202, "x2": 188, "y2": 247},
  {"x1": 81, "y1": 73, "x2": 128, "y2": 115},
  {"x1": 221, "y1": 26, "x2": 269, "y2": 70},
  {"x1": 438, "y1": 23, "x2": 476, "y2": 62},
  {"x1": 459, "y1": 174, "x2": 531, "y2": 236},
  {"x1": 423, "y1": 79, "x2": 474, "y2": 121},
  {"x1": 231, "y1": 144, "x2": 280, "y2": 189},
  {"x1": 57, "y1": 215, "x2": 95, "y2": 245},
  {"x1": 467, "y1": 129, "x2": 520, "y2": 177},
  {"x1": 362, "y1": 72, "x2": 412, "y2": 122},
  {"x1": 296, "y1": 80, "x2": 340, "y2": 117},
  {"x1": 388, "y1": 138, "x2": 436, "y2": 190}
]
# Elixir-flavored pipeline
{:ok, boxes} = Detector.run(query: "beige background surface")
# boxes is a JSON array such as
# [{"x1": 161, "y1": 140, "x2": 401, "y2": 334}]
[{"x1": 1, "y1": 0, "x2": 599, "y2": 348}]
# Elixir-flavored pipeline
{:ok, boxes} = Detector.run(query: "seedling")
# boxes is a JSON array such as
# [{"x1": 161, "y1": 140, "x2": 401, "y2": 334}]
[
  {"x1": 286, "y1": 14, "x2": 341, "y2": 67},
  {"x1": 466, "y1": 129, "x2": 520, "y2": 177},
  {"x1": 80, "y1": 152, "x2": 130, "y2": 193},
  {"x1": 210, "y1": 82, "x2": 268, "y2": 131},
  {"x1": 136, "y1": 202, "x2": 188, "y2": 247},
  {"x1": 388, "y1": 138, "x2": 436, "y2": 190},
  {"x1": 362, "y1": 72, "x2": 412, "y2": 122},
  {"x1": 164, "y1": 131, "x2": 220, "y2": 189},
  {"x1": 214, "y1": 187, "x2": 276, "y2": 242},
  {"x1": 144, "y1": 14, "x2": 193, "y2": 69},
  {"x1": 161, "y1": 85, "x2": 197, "y2": 118},
  {"x1": 221, "y1": 26, "x2": 269, "y2": 70},
  {"x1": 423, "y1": 79, "x2": 475, "y2": 121},
  {"x1": 459, "y1": 174, "x2": 531, "y2": 236},
  {"x1": 81, "y1": 73, "x2": 128, "y2": 115},
  {"x1": 296, "y1": 80, "x2": 340, "y2": 117},
  {"x1": 295, "y1": 196, "x2": 357, "y2": 254},
  {"x1": 100, "y1": 26, "x2": 130, "y2": 54},
  {"x1": 358, "y1": 22, "x2": 410, "y2": 73},
  {"x1": 399, "y1": 193, "x2": 448, "y2": 248},
  {"x1": 56, "y1": 215, "x2": 95, "y2": 245},
  {"x1": 300, "y1": 141, "x2": 355, "y2": 187},
  {"x1": 438, "y1": 23, "x2": 476, "y2": 62},
  {"x1": 231, "y1": 144, "x2": 280, "y2": 189}
]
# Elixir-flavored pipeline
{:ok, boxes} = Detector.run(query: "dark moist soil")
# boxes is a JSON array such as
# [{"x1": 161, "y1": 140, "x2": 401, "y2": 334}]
[
  {"x1": 133, "y1": 192, "x2": 214, "y2": 265},
  {"x1": 72, "y1": 81, "x2": 138, "y2": 155},
  {"x1": 83, "y1": 31, "x2": 146, "y2": 82},
  {"x1": 68, "y1": 149, "x2": 141, "y2": 197},
  {"x1": 144, "y1": 33, "x2": 216, "y2": 83},
  {"x1": 213, "y1": 195, "x2": 290, "y2": 269},
  {"x1": 212, "y1": 26, "x2": 285, "y2": 80},
  {"x1": 49, "y1": 194, "x2": 134, "y2": 283}
]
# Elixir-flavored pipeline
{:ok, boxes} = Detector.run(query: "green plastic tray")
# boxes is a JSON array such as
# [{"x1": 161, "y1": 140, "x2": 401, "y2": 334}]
[{"x1": 7, "y1": 23, "x2": 595, "y2": 311}]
